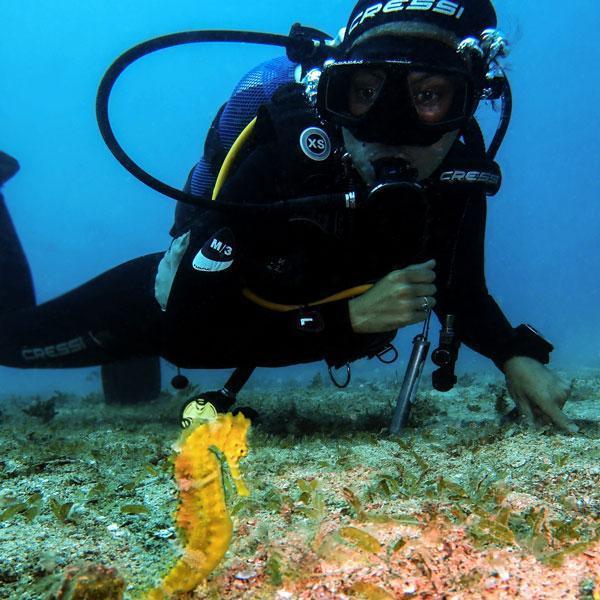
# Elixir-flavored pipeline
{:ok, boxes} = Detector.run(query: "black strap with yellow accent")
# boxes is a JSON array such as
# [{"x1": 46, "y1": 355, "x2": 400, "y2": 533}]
[{"x1": 180, "y1": 366, "x2": 255, "y2": 428}]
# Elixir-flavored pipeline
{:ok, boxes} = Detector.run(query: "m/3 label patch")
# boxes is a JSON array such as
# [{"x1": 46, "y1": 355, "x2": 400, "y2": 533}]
[{"x1": 193, "y1": 228, "x2": 236, "y2": 273}]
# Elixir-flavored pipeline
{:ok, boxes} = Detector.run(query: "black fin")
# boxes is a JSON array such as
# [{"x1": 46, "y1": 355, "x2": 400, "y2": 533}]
[
  {"x1": 0, "y1": 192, "x2": 35, "y2": 313},
  {"x1": 0, "y1": 152, "x2": 19, "y2": 186}
]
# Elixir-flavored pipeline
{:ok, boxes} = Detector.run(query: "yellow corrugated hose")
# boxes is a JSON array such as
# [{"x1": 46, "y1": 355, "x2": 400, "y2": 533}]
[
  {"x1": 212, "y1": 117, "x2": 257, "y2": 201},
  {"x1": 242, "y1": 285, "x2": 373, "y2": 313}
]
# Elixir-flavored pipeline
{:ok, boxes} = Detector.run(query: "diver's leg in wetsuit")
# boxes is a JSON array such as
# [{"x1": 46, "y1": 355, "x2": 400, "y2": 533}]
[
  {"x1": 101, "y1": 356, "x2": 162, "y2": 405},
  {"x1": 0, "y1": 253, "x2": 165, "y2": 369},
  {"x1": 0, "y1": 153, "x2": 162, "y2": 402}
]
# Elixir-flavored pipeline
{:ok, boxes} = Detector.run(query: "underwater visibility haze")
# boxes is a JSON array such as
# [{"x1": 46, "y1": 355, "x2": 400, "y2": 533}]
[
  {"x1": 2, "y1": 0, "x2": 600, "y2": 392},
  {"x1": 0, "y1": 0, "x2": 599, "y2": 598}
]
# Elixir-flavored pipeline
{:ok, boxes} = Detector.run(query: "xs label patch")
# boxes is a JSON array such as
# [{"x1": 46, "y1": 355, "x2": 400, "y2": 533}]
[
  {"x1": 300, "y1": 127, "x2": 332, "y2": 162},
  {"x1": 193, "y1": 228, "x2": 236, "y2": 273}
]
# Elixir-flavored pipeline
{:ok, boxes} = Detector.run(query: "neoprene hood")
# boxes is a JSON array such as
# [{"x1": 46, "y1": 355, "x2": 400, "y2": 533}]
[{"x1": 344, "y1": 0, "x2": 498, "y2": 49}]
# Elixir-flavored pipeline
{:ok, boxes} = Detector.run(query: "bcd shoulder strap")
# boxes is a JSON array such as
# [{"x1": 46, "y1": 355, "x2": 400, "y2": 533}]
[{"x1": 260, "y1": 83, "x2": 342, "y2": 180}]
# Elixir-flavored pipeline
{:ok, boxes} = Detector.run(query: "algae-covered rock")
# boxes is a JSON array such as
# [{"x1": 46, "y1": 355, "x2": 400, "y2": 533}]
[{"x1": 51, "y1": 563, "x2": 125, "y2": 600}]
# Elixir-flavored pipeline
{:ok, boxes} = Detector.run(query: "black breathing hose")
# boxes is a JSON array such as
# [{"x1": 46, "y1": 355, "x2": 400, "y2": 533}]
[
  {"x1": 96, "y1": 30, "x2": 335, "y2": 213},
  {"x1": 487, "y1": 77, "x2": 513, "y2": 161},
  {"x1": 97, "y1": 29, "x2": 509, "y2": 211}
]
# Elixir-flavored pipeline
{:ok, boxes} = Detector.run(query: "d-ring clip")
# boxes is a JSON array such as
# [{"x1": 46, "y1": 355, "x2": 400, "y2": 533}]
[
  {"x1": 328, "y1": 363, "x2": 351, "y2": 389},
  {"x1": 377, "y1": 344, "x2": 398, "y2": 365}
]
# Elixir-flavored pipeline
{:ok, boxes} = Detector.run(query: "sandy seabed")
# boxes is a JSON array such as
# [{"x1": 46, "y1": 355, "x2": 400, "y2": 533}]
[{"x1": 0, "y1": 369, "x2": 598, "y2": 599}]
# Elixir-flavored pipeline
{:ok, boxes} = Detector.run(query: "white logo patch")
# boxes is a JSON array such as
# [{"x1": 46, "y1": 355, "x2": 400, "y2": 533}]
[
  {"x1": 192, "y1": 249, "x2": 234, "y2": 272},
  {"x1": 22, "y1": 337, "x2": 86, "y2": 361},
  {"x1": 348, "y1": 0, "x2": 465, "y2": 36},
  {"x1": 440, "y1": 170, "x2": 500, "y2": 186},
  {"x1": 300, "y1": 127, "x2": 332, "y2": 162},
  {"x1": 192, "y1": 228, "x2": 236, "y2": 273}
]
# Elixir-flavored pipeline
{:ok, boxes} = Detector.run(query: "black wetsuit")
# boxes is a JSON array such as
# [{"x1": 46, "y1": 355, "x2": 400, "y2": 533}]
[{"x1": 0, "y1": 87, "x2": 522, "y2": 373}]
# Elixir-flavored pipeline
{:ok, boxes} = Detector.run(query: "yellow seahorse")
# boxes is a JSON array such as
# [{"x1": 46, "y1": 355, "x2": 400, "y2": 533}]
[{"x1": 146, "y1": 412, "x2": 251, "y2": 599}]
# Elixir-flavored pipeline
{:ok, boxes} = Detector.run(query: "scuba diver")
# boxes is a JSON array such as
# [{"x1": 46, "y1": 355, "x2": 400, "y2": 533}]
[{"x1": 0, "y1": 0, "x2": 577, "y2": 432}]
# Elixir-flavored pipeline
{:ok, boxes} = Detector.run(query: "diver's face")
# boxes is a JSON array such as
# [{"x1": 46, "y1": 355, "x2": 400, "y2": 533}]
[
  {"x1": 343, "y1": 67, "x2": 461, "y2": 184},
  {"x1": 347, "y1": 68, "x2": 458, "y2": 125},
  {"x1": 342, "y1": 126, "x2": 459, "y2": 184}
]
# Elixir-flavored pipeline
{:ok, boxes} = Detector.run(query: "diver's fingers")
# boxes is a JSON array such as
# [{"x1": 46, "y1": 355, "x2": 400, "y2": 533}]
[
  {"x1": 507, "y1": 381, "x2": 535, "y2": 427},
  {"x1": 554, "y1": 378, "x2": 574, "y2": 409},
  {"x1": 514, "y1": 395, "x2": 536, "y2": 427},
  {"x1": 410, "y1": 296, "x2": 437, "y2": 313},
  {"x1": 412, "y1": 283, "x2": 437, "y2": 298},
  {"x1": 537, "y1": 400, "x2": 579, "y2": 434},
  {"x1": 395, "y1": 260, "x2": 437, "y2": 284}
]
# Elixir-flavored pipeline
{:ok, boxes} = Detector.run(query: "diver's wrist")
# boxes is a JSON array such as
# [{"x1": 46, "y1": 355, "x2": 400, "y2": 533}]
[{"x1": 493, "y1": 324, "x2": 554, "y2": 373}]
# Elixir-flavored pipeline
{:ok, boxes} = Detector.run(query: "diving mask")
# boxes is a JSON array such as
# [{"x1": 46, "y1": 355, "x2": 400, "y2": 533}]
[{"x1": 317, "y1": 59, "x2": 477, "y2": 147}]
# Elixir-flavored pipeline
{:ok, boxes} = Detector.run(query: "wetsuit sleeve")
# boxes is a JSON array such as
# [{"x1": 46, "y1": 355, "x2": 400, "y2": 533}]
[{"x1": 434, "y1": 193, "x2": 517, "y2": 371}]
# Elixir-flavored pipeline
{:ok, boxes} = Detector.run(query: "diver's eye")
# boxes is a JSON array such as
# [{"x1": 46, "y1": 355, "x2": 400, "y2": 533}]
[
  {"x1": 409, "y1": 75, "x2": 457, "y2": 124},
  {"x1": 414, "y1": 89, "x2": 442, "y2": 107},
  {"x1": 347, "y1": 68, "x2": 386, "y2": 117},
  {"x1": 356, "y1": 86, "x2": 378, "y2": 102}
]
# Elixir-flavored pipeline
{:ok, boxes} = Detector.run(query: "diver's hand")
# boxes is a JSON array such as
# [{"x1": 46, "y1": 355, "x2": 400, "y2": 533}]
[
  {"x1": 348, "y1": 260, "x2": 437, "y2": 334},
  {"x1": 504, "y1": 356, "x2": 578, "y2": 433}
]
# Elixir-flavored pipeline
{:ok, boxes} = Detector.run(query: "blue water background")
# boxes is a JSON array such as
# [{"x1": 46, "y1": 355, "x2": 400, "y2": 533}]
[{"x1": 1, "y1": 0, "x2": 599, "y2": 395}]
